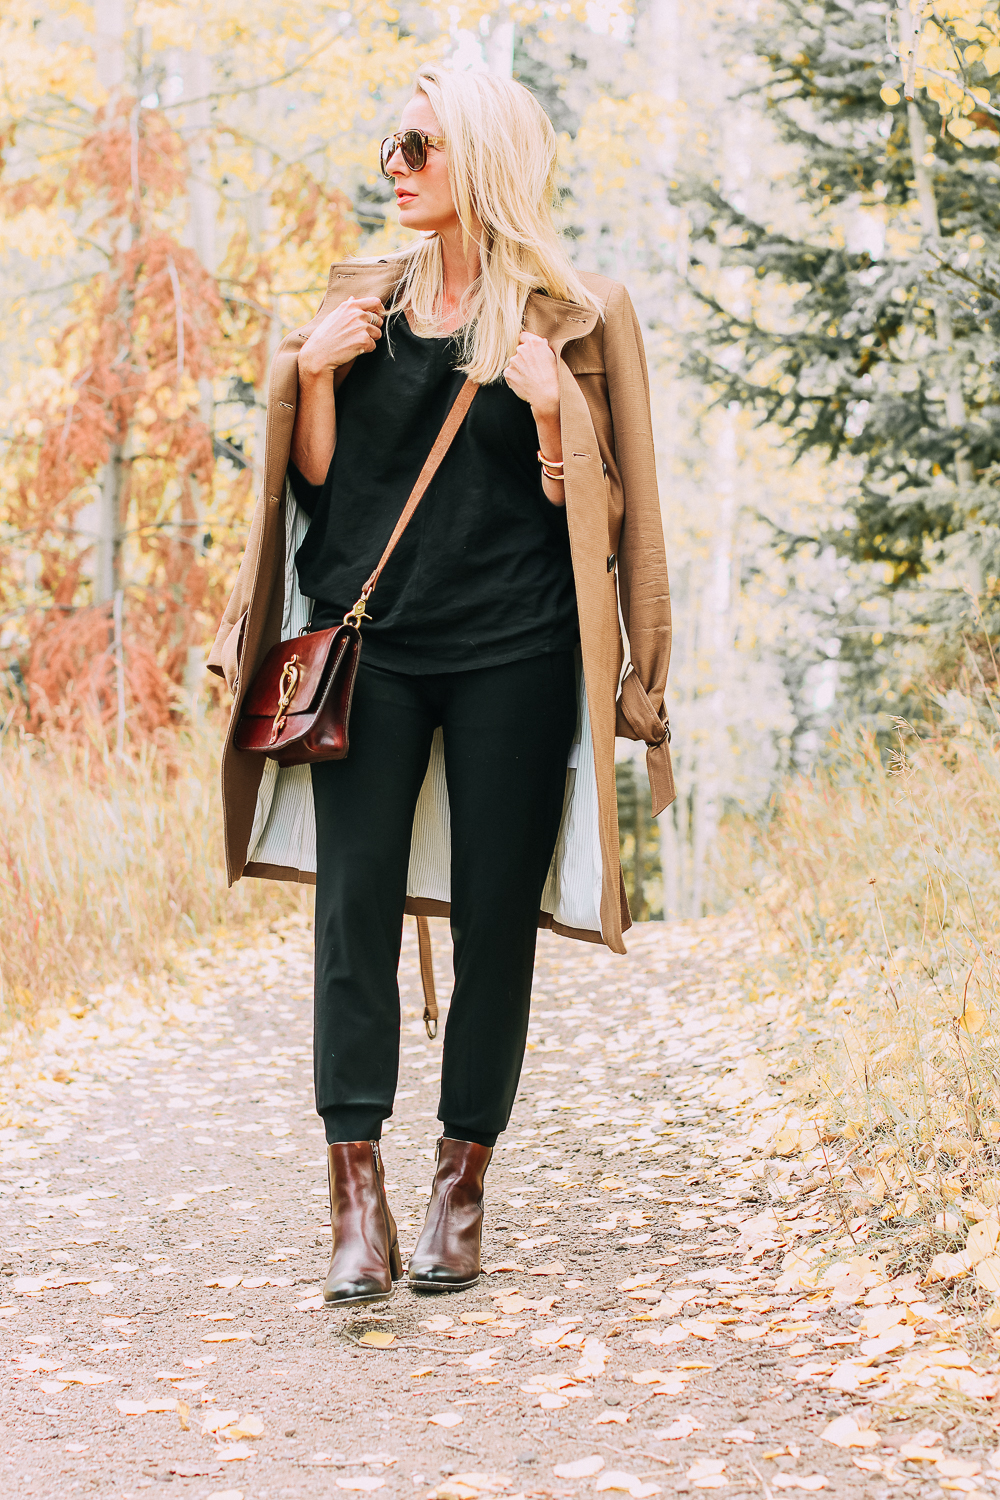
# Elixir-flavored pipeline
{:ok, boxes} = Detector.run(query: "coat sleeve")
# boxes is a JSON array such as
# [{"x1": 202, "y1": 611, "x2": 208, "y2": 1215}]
[
  {"x1": 205, "y1": 491, "x2": 267, "y2": 688},
  {"x1": 604, "y1": 282, "x2": 675, "y2": 815}
]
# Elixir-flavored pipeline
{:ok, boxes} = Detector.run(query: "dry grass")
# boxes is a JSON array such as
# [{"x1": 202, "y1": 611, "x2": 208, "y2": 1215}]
[
  {"x1": 0, "y1": 720, "x2": 311, "y2": 1028},
  {"x1": 716, "y1": 701, "x2": 1000, "y2": 1293}
]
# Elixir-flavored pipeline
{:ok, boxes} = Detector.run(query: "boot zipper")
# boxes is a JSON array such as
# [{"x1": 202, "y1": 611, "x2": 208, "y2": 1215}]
[{"x1": 370, "y1": 1142, "x2": 396, "y2": 1267}]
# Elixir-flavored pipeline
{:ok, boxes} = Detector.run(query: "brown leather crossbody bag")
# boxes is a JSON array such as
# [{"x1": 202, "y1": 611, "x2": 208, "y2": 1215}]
[{"x1": 234, "y1": 378, "x2": 478, "y2": 769}]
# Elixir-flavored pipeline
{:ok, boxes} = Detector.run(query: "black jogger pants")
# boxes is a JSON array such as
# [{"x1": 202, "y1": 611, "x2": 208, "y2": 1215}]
[{"x1": 311, "y1": 650, "x2": 578, "y2": 1147}]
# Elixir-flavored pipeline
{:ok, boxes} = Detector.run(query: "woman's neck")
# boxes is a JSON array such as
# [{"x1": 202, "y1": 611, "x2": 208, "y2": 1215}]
[{"x1": 436, "y1": 222, "x2": 481, "y2": 334}]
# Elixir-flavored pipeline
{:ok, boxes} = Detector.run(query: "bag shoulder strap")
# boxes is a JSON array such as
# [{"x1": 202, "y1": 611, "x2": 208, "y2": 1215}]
[
  {"x1": 345, "y1": 377, "x2": 478, "y2": 625},
  {"x1": 415, "y1": 914, "x2": 438, "y2": 1039}
]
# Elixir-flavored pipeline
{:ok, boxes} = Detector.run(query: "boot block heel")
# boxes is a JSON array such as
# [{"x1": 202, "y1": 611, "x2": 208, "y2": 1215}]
[{"x1": 389, "y1": 1239, "x2": 403, "y2": 1280}]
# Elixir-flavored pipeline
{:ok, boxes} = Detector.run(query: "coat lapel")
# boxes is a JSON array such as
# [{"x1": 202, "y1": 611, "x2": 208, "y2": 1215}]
[{"x1": 523, "y1": 292, "x2": 599, "y2": 357}]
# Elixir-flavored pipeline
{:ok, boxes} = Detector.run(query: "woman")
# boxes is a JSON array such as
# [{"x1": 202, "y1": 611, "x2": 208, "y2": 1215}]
[{"x1": 208, "y1": 66, "x2": 674, "y2": 1307}]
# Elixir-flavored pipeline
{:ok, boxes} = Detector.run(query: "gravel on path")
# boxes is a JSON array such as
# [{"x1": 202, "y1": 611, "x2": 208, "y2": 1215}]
[{"x1": 0, "y1": 916, "x2": 983, "y2": 1500}]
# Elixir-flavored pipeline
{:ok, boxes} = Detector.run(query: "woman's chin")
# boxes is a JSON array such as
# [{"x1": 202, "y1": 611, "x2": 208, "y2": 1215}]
[{"x1": 397, "y1": 207, "x2": 445, "y2": 234}]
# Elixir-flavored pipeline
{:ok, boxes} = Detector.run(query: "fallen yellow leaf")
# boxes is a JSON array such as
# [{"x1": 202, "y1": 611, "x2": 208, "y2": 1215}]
[
  {"x1": 975, "y1": 1256, "x2": 1000, "y2": 1294},
  {"x1": 687, "y1": 1459, "x2": 727, "y2": 1490},
  {"x1": 553, "y1": 1457, "x2": 605, "y2": 1478},
  {"x1": 965, "y1": 1220, "x2": 1000, "y2": 1265},
  {"x1": 937, "y1": 1459, "x2": 981, "y2": 1478},
  {"x1": 821, "y1": 1416, "x2": 879, "y2": 1449},
  {"x1": 216, "y1": 1443, "x2": 255, "y2": 1462},
  {"x1": 655, "y1": 1415, "x2": 703, "y2": 1440},
  {"x1": 226, "y1": 1414, "x2": 264, "y2": 1438},
  {"x1": 203, "y1": 1410, "x2": 239, "y2": 1434},
  {"x1": 596, "y1": 1473, "x2": 661, "y2": 1496},
  {"x1": 959, "y1": 997, "x2": 987, "y2": 1034}
]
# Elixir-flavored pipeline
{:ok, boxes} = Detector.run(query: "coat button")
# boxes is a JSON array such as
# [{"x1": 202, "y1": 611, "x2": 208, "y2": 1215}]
[{"x1": 607, "y1": 553, "x2": 616, "y2": 573}]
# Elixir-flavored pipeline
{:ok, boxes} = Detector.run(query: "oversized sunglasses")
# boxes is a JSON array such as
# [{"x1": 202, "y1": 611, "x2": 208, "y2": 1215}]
[{"x1": 379, "y1": 128, "x2": 446, "y2": 178}]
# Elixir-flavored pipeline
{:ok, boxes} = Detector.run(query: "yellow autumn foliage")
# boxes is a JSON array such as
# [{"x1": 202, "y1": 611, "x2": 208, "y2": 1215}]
[
  {"x1": 718, "y1": 699, "x2": 1000, "y2": 1275},
  {"x1": 899, "y1": 0, "x2": 1000, "y2": 137}
]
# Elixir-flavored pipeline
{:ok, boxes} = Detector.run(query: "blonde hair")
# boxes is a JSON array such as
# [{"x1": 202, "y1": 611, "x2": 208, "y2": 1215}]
[{"x1": 385, "y1": 66, "x2": 600, "y2": 384}]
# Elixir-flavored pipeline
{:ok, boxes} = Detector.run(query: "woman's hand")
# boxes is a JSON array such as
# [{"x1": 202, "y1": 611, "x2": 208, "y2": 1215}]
[
  {"x1": 504, "y1": 331, "x2": 565, "y2": 507},
  {"x1": 292, "y1": 297, "x2": 384, "y2": 484},
  {"x1": 298, "y1": 296, "x2": 385, "y2": 378},
  {"x1": 503, "y1": 330, "x2": 560, "y2": 419}
]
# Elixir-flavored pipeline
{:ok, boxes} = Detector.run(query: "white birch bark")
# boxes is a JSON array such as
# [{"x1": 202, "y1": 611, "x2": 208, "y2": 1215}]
[
  {"x1": 250, "y1": 144, "x2": 278, "y2": 491},
  {"x1": 648, "y1": 0, "x2": 686, "y2": 912},
  {"x1": 896, "y1": 4, "x2": 972, "y2": 496},
  {"x1": 486, "y1": 6, "x2": 514, "y2": 77},
  {"x1": 95, "y1": 0, "x2": 125, "y2": 92},
  {"x1": 180, "y1": 50, "x2": 218, "y2": 700},
  {"x1": 94, "y1": 0, "x2": 126, "y2": 602},
  {"x1": 183, "y1": 50, "x2": 217, "y2": 434}
]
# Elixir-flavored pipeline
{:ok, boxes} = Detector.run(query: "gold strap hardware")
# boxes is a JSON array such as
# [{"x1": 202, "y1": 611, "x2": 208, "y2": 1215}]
[
  {"x1": 268, "y1": 654, "x2": 302, "y2": 744},
  {"x1": 343, "y1": 593, "x2": 373, "y2": 628},
  {"x1": 416, "y1": 914, "x2": 439, "y2": 1040}
]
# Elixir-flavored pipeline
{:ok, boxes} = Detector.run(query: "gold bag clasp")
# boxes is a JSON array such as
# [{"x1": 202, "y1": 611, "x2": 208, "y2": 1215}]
[{"x1": 269, "y1": 654, "x2": 301, "y2": 744}]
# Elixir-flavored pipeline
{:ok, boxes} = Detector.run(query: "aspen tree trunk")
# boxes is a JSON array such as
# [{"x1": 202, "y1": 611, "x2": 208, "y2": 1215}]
[
  {"x1": 659, "y1": 561, "x2": 696, "y2": 919},
  {"x1": 181, "y1": 50, "x2": 218, "y2": 702},
  {"x1": 905, "y1": 101, "x2": 972, "y2": 485},
  {"x1": 184, "y1": 50, "x2": 217, "y2": 434},
  {"x1": 486, "y1": 6, "x2": 514, "y2": 77},
  {"x1": 648, "y1": 0, "x2": 687, "y2": 915},
  {"x1": 633, "y1": 765, "x2": 647, "y2": 918},
  {"x1": 685, "y1": 98, "x2": 744, "y2": 915},
  {"x1": 689, "y1": 409, "x2": 736, "y2": 916},
  {"x1": 896, "y1": 2, "x2": 973, "y2": 500},
  {"x1": 661, "y1": 788, "x2": 681, "y2": 918},
  {"x1": 94, "y1": 0, "x2": 126, "y2": 604},
  {"x1": 95, "y1": 0, "x2": 125, "y2": 89},
  {"x1": 250, "y1": 144, "x2": 278, "y2": 492}
]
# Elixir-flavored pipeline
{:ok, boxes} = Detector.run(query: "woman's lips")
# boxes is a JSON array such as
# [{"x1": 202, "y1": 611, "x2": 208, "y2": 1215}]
[{"x1": 396, "y1": 192, "x2": 415, "y2": 204}]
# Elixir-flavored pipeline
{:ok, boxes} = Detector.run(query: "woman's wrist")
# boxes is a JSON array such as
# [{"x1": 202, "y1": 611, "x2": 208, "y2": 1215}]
[
  {"x1": 299, "y1": 350, "x2": 336, "y2": 380},
  {"x1": 534, "y1": 410, "x2": 562, "y2": 464}
]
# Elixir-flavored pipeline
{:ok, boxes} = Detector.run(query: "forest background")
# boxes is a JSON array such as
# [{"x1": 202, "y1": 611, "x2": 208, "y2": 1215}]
[
  {"x1": 7, "y1": 0, "x2": 1000, "y2": 1356},
  {"x1": 2, "y1": 0, "x2": 1000, "y2": 1008}
]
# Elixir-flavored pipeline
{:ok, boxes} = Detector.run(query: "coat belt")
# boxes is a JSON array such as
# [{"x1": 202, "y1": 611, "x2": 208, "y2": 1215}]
[{"x1": 616, "y1": 669, "x2": 674, "y2": 817}]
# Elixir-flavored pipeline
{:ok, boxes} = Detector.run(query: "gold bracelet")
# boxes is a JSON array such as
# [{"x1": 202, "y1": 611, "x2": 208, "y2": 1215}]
[{"x1": 537, "y1": 449, "x2": 565, "y2": 481}]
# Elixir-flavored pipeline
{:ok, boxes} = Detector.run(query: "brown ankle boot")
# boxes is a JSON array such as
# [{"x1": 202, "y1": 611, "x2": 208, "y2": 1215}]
[
  {"x1": 323, "y1": 1141, "x2": 402, "y2": 1307},
  {"x1": 408, "y1": 1137, "x2": 493, "y2": 1293}
]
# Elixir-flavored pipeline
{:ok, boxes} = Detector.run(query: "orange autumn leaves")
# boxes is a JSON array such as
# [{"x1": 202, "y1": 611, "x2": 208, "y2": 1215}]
[
  {"x1": 3, "y1": 90, "x2": 358, "y2": 743},
  {"x1": 8, "y1": 97, "x2": 222, "y2": 739}
]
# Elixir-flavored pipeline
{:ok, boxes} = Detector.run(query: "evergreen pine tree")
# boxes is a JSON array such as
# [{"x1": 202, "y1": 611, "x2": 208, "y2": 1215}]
[{"x1": 677, "y1": 0, "x2": 1000, "y2": 685}]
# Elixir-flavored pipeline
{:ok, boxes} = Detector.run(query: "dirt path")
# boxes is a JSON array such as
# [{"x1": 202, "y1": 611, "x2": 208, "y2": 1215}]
[{"x1": 2, "y1": 917, "x2": 995, "y2": 1500}]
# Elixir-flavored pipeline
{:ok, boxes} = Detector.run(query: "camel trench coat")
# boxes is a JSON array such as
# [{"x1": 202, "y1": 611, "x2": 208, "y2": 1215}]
[{"x1": 207, "y1": 259, "x2": 674, "y2": 954}]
